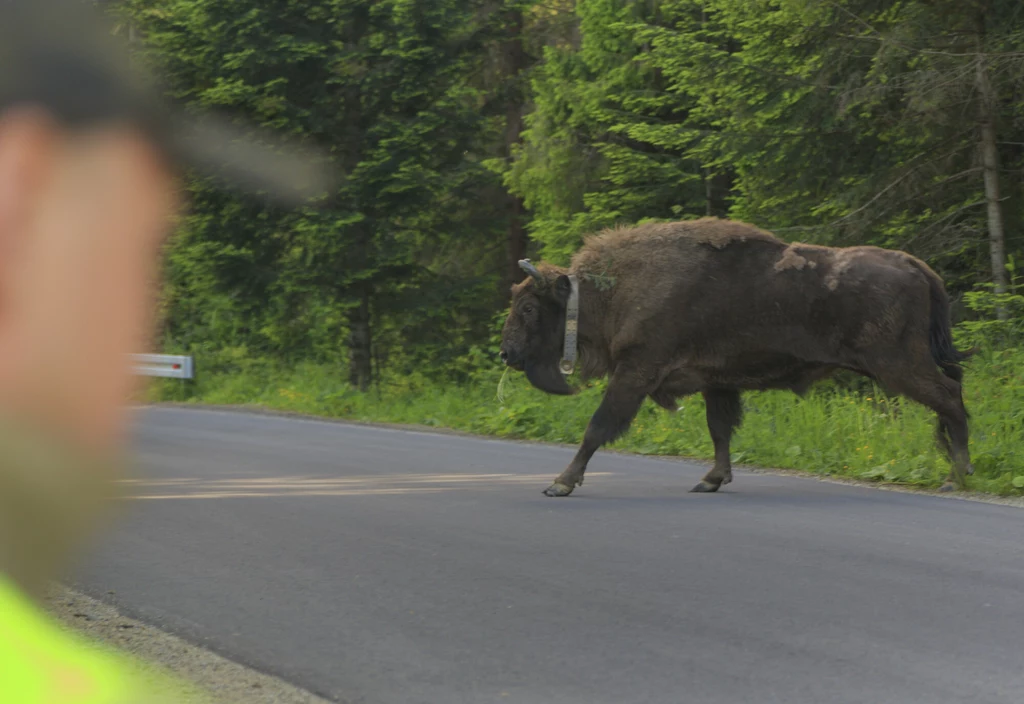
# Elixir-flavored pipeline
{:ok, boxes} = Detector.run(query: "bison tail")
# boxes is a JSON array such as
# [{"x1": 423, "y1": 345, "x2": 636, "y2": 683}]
[{"x1": 912, "y1": 260, "x2": 973, "y2": 383}]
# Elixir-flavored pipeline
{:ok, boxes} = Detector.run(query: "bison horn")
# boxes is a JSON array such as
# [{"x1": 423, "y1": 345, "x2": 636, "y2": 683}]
[{"x1": 518, "y1": 259, "x2": 543, "y2": 282}]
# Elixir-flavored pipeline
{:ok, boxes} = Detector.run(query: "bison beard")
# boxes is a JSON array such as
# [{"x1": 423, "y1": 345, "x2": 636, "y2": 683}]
[
  {"x1": 524, "y1": 359, "x2": 574, "y2": 396},
  {"x1": 501, "y1": 217, "x2": 976, "y2": 498}
]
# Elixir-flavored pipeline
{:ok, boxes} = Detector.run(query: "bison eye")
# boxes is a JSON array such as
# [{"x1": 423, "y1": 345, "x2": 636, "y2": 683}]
[{"x1": 522, "y1": 304, "x2": 534, "y2": 315}]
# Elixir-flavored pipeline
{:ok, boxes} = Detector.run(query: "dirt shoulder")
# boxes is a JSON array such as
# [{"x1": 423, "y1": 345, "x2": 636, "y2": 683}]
[{"x1": 46, "y1": 584, "x2": 333, "y2": 704}]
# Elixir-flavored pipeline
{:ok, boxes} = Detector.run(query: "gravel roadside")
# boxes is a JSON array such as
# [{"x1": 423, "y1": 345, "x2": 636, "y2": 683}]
[{"x1": 45, "y1": 584, "x2": 333, "y2": 704}]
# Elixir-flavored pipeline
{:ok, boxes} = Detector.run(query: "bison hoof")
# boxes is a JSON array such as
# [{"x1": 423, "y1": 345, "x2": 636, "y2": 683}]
[
  {"x1": 543, "y1": 482, "x2": 575, "y2": 497},
  {"x1": 938, "y1": 482, "x2": 957, "y2": 493},
  {"x1": 690, "y1": 481, "x2": 721, "y2": 493},
  {"x1": 965, "y1": 462, "x2": 975, "y2": 476}
]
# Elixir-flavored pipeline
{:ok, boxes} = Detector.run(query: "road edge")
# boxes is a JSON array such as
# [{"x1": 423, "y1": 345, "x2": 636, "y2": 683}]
[
  {"x1": 138, "y1": 401, "x2": 1024, "y2": 509},
  {"x1": 46, "y1": 583, "x2": 336, "y2": 704}
]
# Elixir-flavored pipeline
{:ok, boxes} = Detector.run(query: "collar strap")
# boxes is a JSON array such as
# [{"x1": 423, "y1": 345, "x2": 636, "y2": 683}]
[{"x1": 560, "y1": 275, "x2": 579, "y2": 375}]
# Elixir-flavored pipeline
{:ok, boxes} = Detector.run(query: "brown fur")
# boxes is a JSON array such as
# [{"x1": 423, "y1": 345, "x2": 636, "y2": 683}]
[
  {"x1": 774, "y1": 244, "x2": 816, "y2": 271},
  {"x1": 500, "y1": 217, "x2": 974, "y2": 497}
]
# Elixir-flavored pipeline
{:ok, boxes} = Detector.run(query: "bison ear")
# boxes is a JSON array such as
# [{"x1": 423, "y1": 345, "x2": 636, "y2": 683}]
[{"x1": 553, "y1": 274, "x2": 572, "y2": 306}]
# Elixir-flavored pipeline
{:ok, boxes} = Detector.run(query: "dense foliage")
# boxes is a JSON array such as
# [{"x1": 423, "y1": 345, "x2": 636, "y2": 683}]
[
  {"x1": 508, "y1": 0, "x2": 1024, "y2": 288},
  {"x1": 121, "y1": 0, "x2": 517, "y2": 389},
  {"x1": 114, "y1": 0, "x2": 1024, "y2": 382}
]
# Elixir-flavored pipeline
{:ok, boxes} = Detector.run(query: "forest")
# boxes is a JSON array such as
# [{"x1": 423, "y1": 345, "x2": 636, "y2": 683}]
[{"x1": 113, "y1": 0, "x2": 1024, "y2": 492}]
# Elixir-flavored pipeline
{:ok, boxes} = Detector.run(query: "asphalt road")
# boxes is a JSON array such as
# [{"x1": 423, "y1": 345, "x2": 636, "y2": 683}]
[{"x1": 70, "y1": 406, "x2": 1024, "y2": 704}]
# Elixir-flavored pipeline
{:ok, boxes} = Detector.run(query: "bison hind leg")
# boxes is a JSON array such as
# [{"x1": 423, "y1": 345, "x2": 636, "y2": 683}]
[
  {"x1": 870, "y1": 359, "x2": 972, "y2": 491},
  {"x1": 935, "y1": 418, "x2": 953, "y2": 459}
]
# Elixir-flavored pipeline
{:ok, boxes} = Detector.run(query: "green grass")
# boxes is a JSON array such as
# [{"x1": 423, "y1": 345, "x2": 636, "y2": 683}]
[{"x1": 147, "y1": 347, "x2": 1024, "y2": 495}]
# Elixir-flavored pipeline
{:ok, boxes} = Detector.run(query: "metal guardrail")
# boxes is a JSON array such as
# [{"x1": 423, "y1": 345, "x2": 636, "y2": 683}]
[{"x1": 131, "y1": 354, "x2": 194, "y2": 380}]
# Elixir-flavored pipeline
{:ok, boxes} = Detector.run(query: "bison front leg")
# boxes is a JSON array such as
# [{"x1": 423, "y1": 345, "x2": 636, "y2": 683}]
[
  {"x1": 544, "y1": 371, "x2": 648, "y2": 497},
  {"x1": 691, "y1": 389, "x2": 743, "y2": 493}
]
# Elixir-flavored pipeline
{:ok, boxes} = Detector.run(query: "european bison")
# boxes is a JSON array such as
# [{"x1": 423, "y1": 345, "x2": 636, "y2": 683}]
[{"x1": 499, "y1": 217, "x2": 973, "y2": 497}]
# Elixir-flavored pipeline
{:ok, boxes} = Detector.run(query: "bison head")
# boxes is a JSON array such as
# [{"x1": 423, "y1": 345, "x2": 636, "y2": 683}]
[{"x1": 500, "y1": 259, "x2": 575, "y2": 396}]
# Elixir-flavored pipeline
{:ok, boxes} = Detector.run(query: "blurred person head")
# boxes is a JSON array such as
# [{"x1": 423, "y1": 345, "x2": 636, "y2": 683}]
[
  {"x1": 0, "y1": 3, "x2": 332, "y2": 701},
  {"x1": 0, "y1": 1, "x2": 331, "y2": 597}
]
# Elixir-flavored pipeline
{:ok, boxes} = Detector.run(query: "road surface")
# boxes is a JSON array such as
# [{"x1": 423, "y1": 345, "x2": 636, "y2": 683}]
[{"x1": 71, "y1": 406, "x2": 1024, "y2": 704}]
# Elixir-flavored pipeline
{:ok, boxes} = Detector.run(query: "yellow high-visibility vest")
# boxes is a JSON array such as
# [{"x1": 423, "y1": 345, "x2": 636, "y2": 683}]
[{"x1": 0, "y1": 577, "x2": 194, "y2": 703}]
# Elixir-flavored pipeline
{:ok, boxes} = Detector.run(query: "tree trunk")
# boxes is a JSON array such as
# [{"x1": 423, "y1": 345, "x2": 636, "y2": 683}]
[
  {"x1": 503, "y1": 9, "x2": 529, "y2": 295},
  {"x1": 702, "y1": 169, "x2": 732, "y2": 218},
  {"x1": 506, "y1": 174, "x2": 528, "y2": 291},
  {"x1": 347, "y1": 288, "x2": 372, "y2": 392},
  {"x1": 975, "y1": 21, "x2": 1008, "y2": 318},
  {"x1": 704, "y1": 168, "x2": 713, "y2": 217}
]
